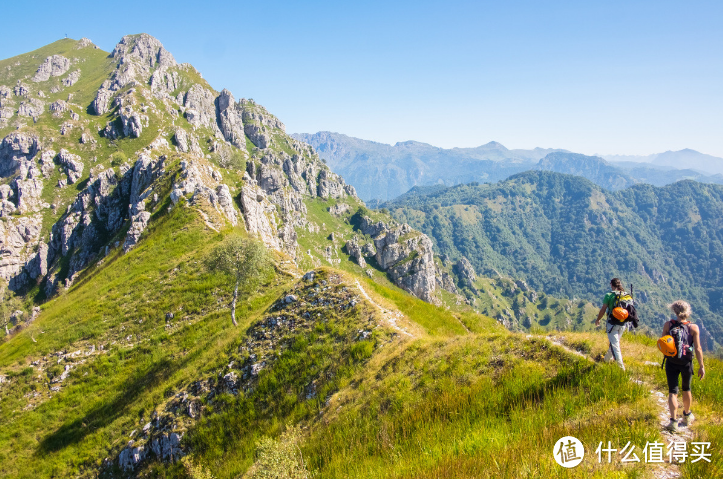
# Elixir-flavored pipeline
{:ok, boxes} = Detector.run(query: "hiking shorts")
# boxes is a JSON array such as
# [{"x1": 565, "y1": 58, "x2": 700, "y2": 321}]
[{"x1": 665, "y1": 361, "x2": 693, "y2": 395}]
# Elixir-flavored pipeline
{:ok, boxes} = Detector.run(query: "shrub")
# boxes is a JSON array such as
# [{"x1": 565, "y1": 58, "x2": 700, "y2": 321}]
[{"x1": 248, "y1": 425, "x2": 311, "y2": 479}]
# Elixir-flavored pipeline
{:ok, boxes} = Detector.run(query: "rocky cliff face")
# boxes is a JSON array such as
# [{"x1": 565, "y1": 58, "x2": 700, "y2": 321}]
[
  {"x1": 352, "y1": 216, "x2": 438, "y2": 303},
  {"x1": 0, "y1": 33, "x2": 358, "y2": 297}
]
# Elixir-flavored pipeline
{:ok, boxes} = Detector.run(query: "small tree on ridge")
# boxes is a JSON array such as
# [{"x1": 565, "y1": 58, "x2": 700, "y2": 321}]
[{"x1": 206, "y1": 237, "x2": 271, "y2": 326}]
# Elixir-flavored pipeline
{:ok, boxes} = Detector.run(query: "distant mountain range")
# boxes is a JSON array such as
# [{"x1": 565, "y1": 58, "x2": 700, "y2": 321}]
[{"x1": 292, "y1": 132, "x2": 723, "y2": 202}]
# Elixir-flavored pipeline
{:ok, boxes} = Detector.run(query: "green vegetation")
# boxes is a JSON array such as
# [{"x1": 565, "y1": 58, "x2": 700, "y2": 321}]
[
  {"x1": 1, "y1": 35, "x2": 720, "y2": 479},
  {"x1": 206, "y1": 237, "x2": 272, "y2": 326},
  {"x1": 383, "y1": 172, "x2": 723, "y2": 348}
]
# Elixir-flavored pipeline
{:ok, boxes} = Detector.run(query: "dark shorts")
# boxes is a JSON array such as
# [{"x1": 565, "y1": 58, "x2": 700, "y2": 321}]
[{"x1": 665, "y1": 361, "x2": 693, "y2": 395}]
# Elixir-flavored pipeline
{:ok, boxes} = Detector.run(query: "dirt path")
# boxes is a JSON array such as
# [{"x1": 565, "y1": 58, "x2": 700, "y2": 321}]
[
  {"x1": 538, "y1": 335, "x2": 692, "y2": 479},
  {"x1": 354, "y1": 279, "x2": 413, "y2": 337}
]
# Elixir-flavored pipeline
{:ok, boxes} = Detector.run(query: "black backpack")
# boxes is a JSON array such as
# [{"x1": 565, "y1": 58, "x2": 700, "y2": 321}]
[{"x1": 666, "y1": 320, "x2": 694, "y2": 365}]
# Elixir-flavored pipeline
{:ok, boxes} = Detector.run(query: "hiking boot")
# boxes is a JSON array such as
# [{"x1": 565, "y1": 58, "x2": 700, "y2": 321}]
[
  {"x1": 665, "y1": 419, "x2": 680, "y2": 433},
  {"x1": 682, "y1": 412, "x2": 695, "y2": 427}
]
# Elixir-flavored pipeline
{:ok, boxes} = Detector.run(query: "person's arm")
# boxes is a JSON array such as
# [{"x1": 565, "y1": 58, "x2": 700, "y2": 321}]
[
  {"x1": 691, "y1": 324, "x2": 705, "y2": 380},
  {"x1": 595, "y1": 305, "x2": 607, "y2": 326},
  {"x1": 662, "y1": 321, "x2": 670, "y2": 336}
]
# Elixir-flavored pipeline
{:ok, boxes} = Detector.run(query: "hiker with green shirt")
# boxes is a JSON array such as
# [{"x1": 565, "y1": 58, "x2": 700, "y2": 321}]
[{"x1": 595, "y1": 278, "x2": 628, "y2": 370}]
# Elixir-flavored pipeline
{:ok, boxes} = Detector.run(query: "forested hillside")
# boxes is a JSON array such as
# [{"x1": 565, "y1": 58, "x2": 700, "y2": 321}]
[{"x1": 383, "y1": 171, "x2": 723, "y2": 349}]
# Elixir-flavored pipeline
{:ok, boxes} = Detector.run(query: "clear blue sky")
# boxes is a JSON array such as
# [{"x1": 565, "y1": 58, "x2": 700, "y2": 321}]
[{"x1": 1, "y1": 0, "x2": 721, "y2": 156}]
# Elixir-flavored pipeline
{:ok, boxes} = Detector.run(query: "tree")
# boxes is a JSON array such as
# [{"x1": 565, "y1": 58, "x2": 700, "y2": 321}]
[{"x1": 206, "y1": 237, "x2": 271, "y2": 326}]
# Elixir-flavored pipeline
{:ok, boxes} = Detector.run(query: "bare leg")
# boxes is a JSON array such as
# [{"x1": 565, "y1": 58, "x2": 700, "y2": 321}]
[
  {"x1": 682, "y1": 391, "x2": 692, "y2": 414},
  {"x1": 668, "y1": 393, "x2": 678, "y2": 420}
]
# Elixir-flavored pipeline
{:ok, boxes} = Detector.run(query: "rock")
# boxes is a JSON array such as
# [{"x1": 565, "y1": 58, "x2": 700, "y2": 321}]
[
  {"x1": 14, "y1": 177, "x2": 44, "y2": 213},
  {"x1": 76, "y1": 38, "x2": 94, "y2": 48},
  {"x1": 119, "y1": 441, "x2": 146, "y2": 471},
  {"x1": 373, "y1": 223, "x2": 437, "y2": 303},
  {"x1": 215, "y1": 89, "x2": 245, "y2": 148},
  {"x1": 62, "y1": 70, "x2": 81, "y2": 87},
  {"x1": 111, "y1": 33, "x2": 176, "y2": 69},
  {"x1": 1, "y1": 214, "x2": 42, "y2": 283},
  {"x1": 345, "y1": 239, "x2": 366, "y2": 267},
  {"x1": 184, "y1": 84, "x2": 216, "y2": 128},
  {"x1": 49, "y1": 100, "x2": 69, "y2": 116},
  {"x1": 14, "y1": 83, "x2": 29, "y2": 96},
  {"x1": 17, "y1": 98, "x2": 44, "y2": 118},
  {"x1": 303, "y1": 271, "x2": 316, "y2": 282},
  {"x1": 92, "y1": 86, "x2": 113, "y2": 115},
  {"x1": 329, "y1": 203, "x2": 351, "y2": 216},
  {"x1": 436, "y1": 270, "x2": 458, "y2": 294},
  {"x1": 123, "y1": 211, "x2": 151, "y2": 252},
  {"x1": 358, "y1": 215, "x2": 387, "y2": 237},
  {"x1": 361, "y1": 242, "x2": 376, "y2": 257},
  {"x1": 56, "y1": 149, "x2": 84, "y2": 184},
  {"x1": 173, "y1": 128, "x2": 189, "y2": 152},
  {"x1": 120, "y1": 107, "x2": 143, "y2": 138},
  {"x1": 0, "y1": 132, "x2": 39, "y2": 177},
  {"x1": 244, "y1": 123, "x2": 270, "y2": 149},
  {"x1": 32, "y1": 55, "x2": 71, "y2": 82},
  {"x1": 165, "y1": 312, "x2": 174, "y2": 320},
  {"x1": 455, "y1": 257, "x2": 476, "y2": 288},
  {"x1": 149, "y1": 67, "x2": 180, "y2": 96},
  {"x1": 238, "y1": 175, "x2": 281, "y2": 250},
  {"x1": 283, "y1": 294, "x2": 297, "y2": 304},
  {"x1": 214, "y1": 184, "x2": 238, "y2": 226},
  {"x1": 317, "y1": 169, "x2": 345, "y2": 198}
]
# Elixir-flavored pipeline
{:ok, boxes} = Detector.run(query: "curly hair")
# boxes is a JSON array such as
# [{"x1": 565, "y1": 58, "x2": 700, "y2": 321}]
[{"x1": 669, "y1": 300, "x2": 692, "y2": 320}]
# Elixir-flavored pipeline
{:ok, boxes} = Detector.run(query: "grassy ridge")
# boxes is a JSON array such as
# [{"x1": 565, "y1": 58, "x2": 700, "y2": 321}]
[{"x1": 0, "y1": 204, "x2": 291, "y2": 477}]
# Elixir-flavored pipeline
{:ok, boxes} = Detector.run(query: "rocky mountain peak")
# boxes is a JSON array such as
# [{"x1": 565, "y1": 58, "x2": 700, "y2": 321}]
[{"x1": 111, "y1": 33, "x2": 176, "y2": 69}]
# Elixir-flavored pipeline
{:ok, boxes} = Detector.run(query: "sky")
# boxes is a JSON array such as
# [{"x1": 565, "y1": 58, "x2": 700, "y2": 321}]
[{"x1": 1, "y1": 0, "x2": 721, "y2": 156}]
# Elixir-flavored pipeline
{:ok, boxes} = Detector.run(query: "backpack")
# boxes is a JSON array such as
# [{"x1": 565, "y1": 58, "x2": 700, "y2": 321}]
[
  {"x1": 665, "y1": 320, "x2": 694, "y2": 366},
  {"x1": 607, "y1": 289, "x2": 639, "y2": 328}
]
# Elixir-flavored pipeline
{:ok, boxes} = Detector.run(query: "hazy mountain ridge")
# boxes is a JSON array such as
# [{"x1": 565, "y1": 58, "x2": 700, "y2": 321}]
[
  {"x1": 295, "y1": 131, "x2": 723, "y2": 201},
  {"x1": 604, "y1": 148, "x2": 723, "y2": 175}
]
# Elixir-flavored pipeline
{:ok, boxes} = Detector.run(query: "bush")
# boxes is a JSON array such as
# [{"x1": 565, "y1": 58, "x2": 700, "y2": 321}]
[
  {"x1": 110, "y1": 151, "x2": 126, "y2": 167},
  {"x1": 248, "y1": 425, "x2": 311, "y2": 479}
]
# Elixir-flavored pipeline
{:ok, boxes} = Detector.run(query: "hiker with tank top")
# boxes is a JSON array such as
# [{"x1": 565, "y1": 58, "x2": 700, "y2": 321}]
[
  {"x1": 661, "y1": 300, "x2": 705, "y2": 433},
  {"x1": 595, "y1": 278, "x2": 628, "y2": 370}
]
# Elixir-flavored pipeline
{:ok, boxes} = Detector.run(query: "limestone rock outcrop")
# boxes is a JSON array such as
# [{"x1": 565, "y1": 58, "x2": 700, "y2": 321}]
[
  {"x1": 57, "y1": 149, "x2": 84, "y2": 184},
  {"x1": 32, "y1": 55, "x2": 71, "y2": 82},
  {"x1": 345, "y1": 239, "x2": 366, "y2": 267},
  {"x1": 120, "y1": 107, "x2": 143, "y2": 138},
  {"x1": 17, "y1": 99, "x2": 44, "y2": 118},
  {"x1": 352, "y1": 216, "x2": 437, "y2": 303},
  {"x1": 0, "y1": 215, "x2": 42, "y2": 284},
  {"x1": 0, "y1": 132, "x2": 39, "y2": 177},
  {"x1": 239, "y1": 172, "x2": 281, "y2": 250}
]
